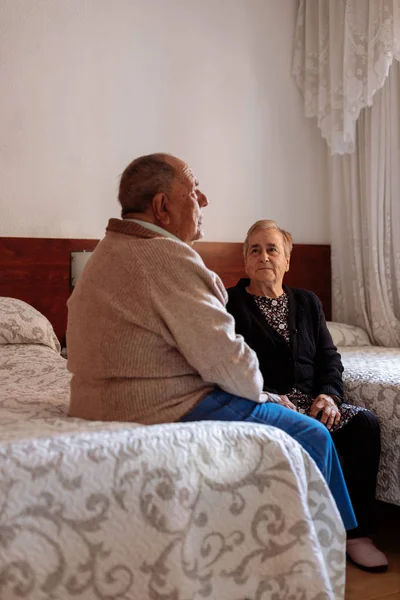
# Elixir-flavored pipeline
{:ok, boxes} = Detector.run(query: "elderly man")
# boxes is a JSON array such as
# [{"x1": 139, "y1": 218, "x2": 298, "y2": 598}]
[
  {"x1": 67, "y1": 153, "x2": 262, "y2": 423},
  {"x1": 67, "y1": 153, "x2": 356, "y2": 535}
]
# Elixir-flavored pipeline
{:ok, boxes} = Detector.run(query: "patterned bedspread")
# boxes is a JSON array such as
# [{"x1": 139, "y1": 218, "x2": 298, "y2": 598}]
[
  {"x1": 0, "y1": 344, "x2": 346, "y2": 600},
  {"x1": 340, "y1": 346, "x2": 400, "y2": 507}
]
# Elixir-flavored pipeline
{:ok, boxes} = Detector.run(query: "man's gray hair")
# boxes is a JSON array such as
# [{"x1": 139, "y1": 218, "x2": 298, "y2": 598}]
[{"x1": 118, "y1": 153, "x2": 177, "y2": 215}]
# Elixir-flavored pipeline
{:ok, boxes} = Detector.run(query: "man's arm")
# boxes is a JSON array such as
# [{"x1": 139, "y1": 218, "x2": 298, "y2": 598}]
[{"x1": 148, "y1": 242, "x2": 264, "y2": 402}]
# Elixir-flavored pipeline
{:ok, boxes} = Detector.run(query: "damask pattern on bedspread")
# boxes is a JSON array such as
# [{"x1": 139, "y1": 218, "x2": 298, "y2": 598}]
[
  {"x1": 0, "y1": 345, "x2": 346, "y2": 600},
  {"x1": 340, "y1": 346, "x2": 400, "y2": 507}
]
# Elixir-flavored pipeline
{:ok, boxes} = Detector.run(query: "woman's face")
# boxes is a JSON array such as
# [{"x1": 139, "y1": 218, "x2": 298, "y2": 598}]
[{"x1": 245, "y1": 229, "x2": 290, "y2": 286}]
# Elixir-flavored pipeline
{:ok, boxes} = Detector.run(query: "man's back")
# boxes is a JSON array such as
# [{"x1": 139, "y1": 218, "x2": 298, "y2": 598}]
[{"x1": 67, "y1": 219, "x2": 262, "y2": 423}]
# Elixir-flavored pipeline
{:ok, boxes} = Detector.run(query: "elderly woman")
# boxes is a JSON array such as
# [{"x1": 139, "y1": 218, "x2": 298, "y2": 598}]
[{"x1": 225, "y1": 219, "x2": 387, "y2": 573}]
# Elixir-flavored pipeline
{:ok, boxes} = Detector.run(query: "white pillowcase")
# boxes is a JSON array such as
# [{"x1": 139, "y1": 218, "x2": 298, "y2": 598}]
[
  {"x1": 326, "y1": 321, "x2": 371, "y2": 347},
  {"x1": 0, "y1": 297, "x2": 61, "y2": 353}
]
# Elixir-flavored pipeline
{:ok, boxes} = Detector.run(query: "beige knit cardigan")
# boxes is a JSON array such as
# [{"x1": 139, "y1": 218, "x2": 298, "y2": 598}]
[{"x1": 67, "y1": 219, "x2": 263, "y2": 424}]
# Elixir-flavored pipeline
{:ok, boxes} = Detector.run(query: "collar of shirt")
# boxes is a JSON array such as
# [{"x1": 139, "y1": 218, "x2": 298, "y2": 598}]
[{"x1": 125, "y1": 219, "x2": 182, "y2": 243}]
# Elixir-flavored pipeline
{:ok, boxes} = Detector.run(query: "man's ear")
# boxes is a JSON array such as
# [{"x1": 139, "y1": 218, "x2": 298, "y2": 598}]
[{"x1": 152, "y1": 193, "x2": 170, "y2": 226}]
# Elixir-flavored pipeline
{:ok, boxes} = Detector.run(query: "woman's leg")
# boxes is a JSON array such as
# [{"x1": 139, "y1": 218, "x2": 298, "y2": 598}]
[
  {"x1": 331, "y1": 410, "x2": 381, "y2": 536},
  {"x1": 331, "y1": 410, "x2": 387, "y2": 572},
  {"x1": 181, "y1": 388, "x2": 357, "y2": 531}
]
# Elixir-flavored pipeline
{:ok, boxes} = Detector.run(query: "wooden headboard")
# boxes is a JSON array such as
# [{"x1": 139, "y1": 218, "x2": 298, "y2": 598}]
[
  {"x1": 0, "y1": 237, "x2": 98, "y2": 342},
  {"x1": 0, "y1": 237, "x2": 331, "y2": 341}
]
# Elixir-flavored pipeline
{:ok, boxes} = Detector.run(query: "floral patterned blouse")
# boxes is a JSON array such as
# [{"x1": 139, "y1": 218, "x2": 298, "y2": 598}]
[{"x1": 252, "y1": 292, "x2": 366, "y2": 432}]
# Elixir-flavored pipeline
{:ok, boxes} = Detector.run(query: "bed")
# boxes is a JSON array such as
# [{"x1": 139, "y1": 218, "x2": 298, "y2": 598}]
[
  {"x1": 0, "y1": 296, "x2": 346, "y2": 600},
  {"x1": 327, "y1": 322, "x2": 400, "y2": 507}
]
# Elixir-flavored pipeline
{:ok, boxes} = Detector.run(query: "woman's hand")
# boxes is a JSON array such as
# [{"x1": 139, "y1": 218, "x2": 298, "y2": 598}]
[
  {"x1": 310, "y1": 394, "x2": 341, "y2": 430},
  {"x1": 259, "y1": 392, "x2": 296, "y2": 410}
]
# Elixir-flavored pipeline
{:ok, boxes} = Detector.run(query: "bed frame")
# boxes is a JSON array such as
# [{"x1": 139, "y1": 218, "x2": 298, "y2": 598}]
[{"x1": 0, "y1": 237, "x2": 331, "y2": 341}]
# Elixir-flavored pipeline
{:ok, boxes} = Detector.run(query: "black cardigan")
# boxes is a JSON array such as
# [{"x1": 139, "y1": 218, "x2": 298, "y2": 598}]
[{"x1": 226, "y1": 280, "x2": 344, "y2": 402}]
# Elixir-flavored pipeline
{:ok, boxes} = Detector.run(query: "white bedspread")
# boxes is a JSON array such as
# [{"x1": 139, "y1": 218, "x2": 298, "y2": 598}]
[
  {"x1": 340, "y1": 346, "x2": 400, "y2": 507},
  {"x1": 0, "y1": 344, "x2": 345, "y2": 600}
]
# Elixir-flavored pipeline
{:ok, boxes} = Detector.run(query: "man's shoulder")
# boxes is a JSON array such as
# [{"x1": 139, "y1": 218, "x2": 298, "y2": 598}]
[
  {"x1": 104, "y1": 228, "x2": 223, "y2": 292},
  {"x1": 142, "y1": 238, "x2": 225, "y2": 289},
  {"x1": 145, "y1": 237, "x2": 207, "y2": 267}
]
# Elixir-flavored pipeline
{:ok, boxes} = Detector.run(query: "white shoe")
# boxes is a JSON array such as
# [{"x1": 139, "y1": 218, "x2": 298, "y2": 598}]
[{"x1": 346, "y1": 537, "x2": 388, "y2": 573}]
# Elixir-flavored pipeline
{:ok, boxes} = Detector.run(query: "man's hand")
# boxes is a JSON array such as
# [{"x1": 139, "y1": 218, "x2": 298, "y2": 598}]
[
  {"x1": 259, "y1": 393, "x2": 296, "y2": 411},
  {"x1": 310, "y1": 394, "x2": 340, "y2": 430},
  {"x1": 279, "y1": 395, "x2": 297, "y2": 411}
]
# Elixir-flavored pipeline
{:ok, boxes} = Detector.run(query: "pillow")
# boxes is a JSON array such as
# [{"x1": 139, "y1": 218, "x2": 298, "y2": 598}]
[
  {"x1": 326, "y1": 321, "x2": 371, "y2": 347},
  {"x1": 0, "y1": 297, "x2": 61, "y2": 353}
]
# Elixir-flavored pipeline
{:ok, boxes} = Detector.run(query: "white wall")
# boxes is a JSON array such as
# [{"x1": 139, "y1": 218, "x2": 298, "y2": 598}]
[{"x1": 0, "y1": 0, "x2": 329, "y2": 243}]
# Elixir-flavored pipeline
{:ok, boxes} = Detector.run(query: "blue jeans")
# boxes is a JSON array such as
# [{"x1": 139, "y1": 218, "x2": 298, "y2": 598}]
[{"x1": 181, "y1": 388, "x2": 357, "y2": 531}]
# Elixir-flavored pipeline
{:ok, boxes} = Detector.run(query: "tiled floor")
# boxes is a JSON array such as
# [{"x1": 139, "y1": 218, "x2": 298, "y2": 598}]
[{"x1": 345, "y1": 502, "x2": 400, "y2": 600}]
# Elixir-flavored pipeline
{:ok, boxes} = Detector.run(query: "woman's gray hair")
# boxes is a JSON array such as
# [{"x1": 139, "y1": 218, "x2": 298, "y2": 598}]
[{"x1": 243, "y1": 220, "x2": 293, "y2": 257}]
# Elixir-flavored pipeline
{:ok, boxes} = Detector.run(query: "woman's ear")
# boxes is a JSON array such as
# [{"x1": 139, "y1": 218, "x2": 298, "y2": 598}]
[
  {"x1": 152, "y1": 193, "x2": 170, "y2": 226},
  {"x1": 285, "y1": 256, "x2": 291, "y2": 272}
]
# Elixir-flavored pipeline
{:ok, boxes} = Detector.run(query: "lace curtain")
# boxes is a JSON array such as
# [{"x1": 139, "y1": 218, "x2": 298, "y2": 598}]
[
  {"x1": 293, "y1": 0, "x2": 400, "y2": 155},
  {"x1": 293, "y1": 0, "x2": 400, "y2": 346},
  {"x1": 329, "y1": 61, "x2": 400, "y2": 346}
]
